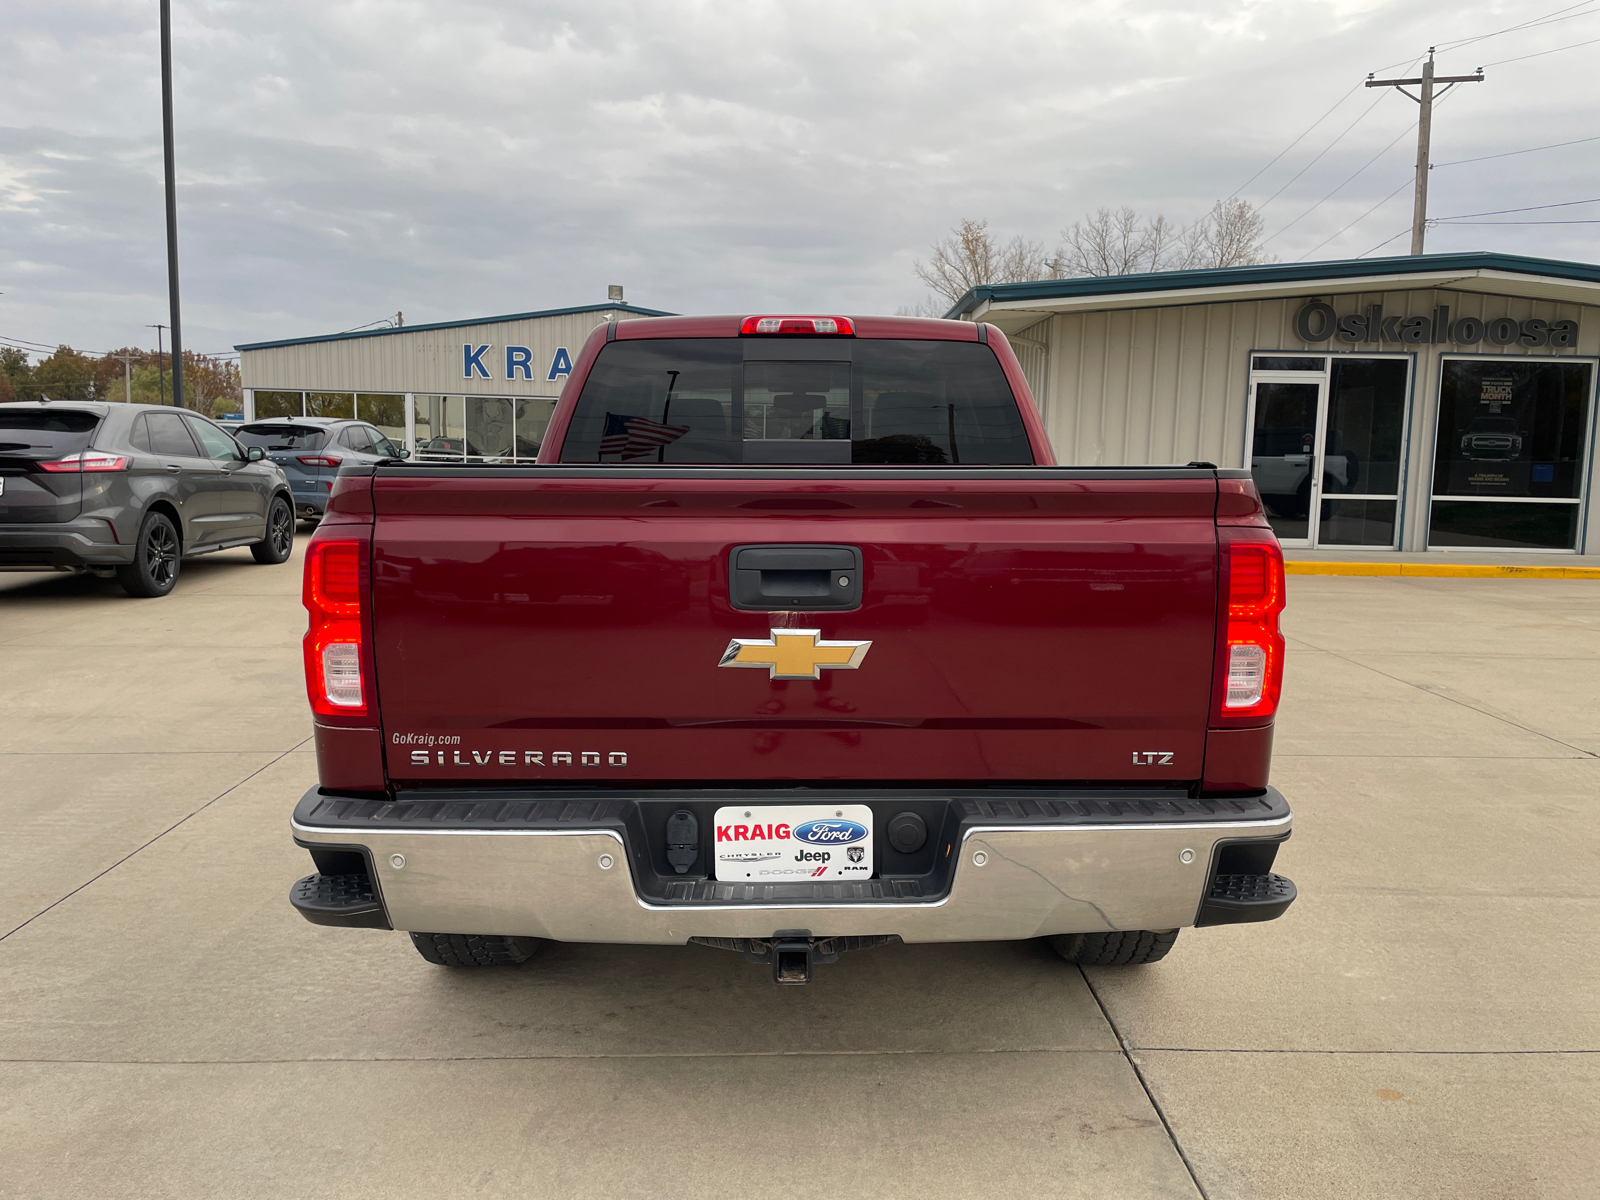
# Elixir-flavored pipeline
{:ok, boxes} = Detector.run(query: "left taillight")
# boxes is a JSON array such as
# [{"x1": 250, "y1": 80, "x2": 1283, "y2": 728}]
[
  {"x1": 303, "y1": 539, "x2": 367, "y2": 716},
  {"x1": 1213, "y1": 533, "x2": 1286, "y2": 725},
  {"x1": 39, "y1": 451, "x2": 129, "y2": 472}
]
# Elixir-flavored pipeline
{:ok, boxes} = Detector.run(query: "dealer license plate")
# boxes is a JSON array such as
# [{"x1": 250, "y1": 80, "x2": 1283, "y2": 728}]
[{"x1": 712, "y1": 804, "x2": 874, "y2": 883}]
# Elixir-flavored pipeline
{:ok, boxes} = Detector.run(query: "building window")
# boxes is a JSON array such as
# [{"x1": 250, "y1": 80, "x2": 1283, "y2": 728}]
[
  {"x1": 306, "y1": 391, "x2": 355, "y2": 420},
  {"x1": 1246, "y1": 355, "x2": 1410, "y2": 549},
  {"x1": 1428, "y1": 358, "x2": 1593, "y2": 551},
  {"x1": 254, "y1": 390, "x2": 303, "y2": 419},
  {"x1": 356, "y1": 394, "x2": 405, "y2": 446},
  {"x1": 412, "y1": 395, "x2": 554, "y2": 462}
]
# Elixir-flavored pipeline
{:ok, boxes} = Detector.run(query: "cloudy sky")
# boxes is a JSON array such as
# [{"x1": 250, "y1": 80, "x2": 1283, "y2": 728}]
[{"x1": 2, "y1": 0, "x2": 1597, "y2": 358}]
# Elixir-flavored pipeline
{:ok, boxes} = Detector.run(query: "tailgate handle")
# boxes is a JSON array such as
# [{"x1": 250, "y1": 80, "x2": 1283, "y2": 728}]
[{"x1": 730, "y1": 545, "x2": 862, "y2": 611}]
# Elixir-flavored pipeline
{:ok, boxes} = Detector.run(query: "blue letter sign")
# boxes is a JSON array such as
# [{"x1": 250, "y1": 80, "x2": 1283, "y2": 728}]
[
  {"x1": 505, "y1": 345, "x2": 533, "y2": 380},
  {"x1": 547, "y1": 347, "x2": 573, "y2": 381},
  {"x1": 463, "y1": 344, "x2": 491, "y2": 379}
]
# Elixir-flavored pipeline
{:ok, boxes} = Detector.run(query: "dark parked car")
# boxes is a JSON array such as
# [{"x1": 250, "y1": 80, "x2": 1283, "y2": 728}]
[
  {"x1": 233, "y1": 417, "x2": 406, "y2": 523},
  {"x1": 0, "y1": 401, "x2": 296, "y2": 597}
]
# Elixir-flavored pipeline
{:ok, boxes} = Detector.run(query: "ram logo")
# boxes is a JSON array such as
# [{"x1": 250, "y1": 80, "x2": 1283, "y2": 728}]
[{"x1": 1132, "y1": 751, "x2": 1175, "y2": 766}]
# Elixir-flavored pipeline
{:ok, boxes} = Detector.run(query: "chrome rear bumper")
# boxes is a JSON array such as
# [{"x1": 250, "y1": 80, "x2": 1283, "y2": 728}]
[{"x1": 292, "y1": 809, "x2": 1293, "y2": 944}]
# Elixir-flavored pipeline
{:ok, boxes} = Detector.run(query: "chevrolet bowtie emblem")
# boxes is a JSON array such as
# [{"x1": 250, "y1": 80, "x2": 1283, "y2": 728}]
[{"x1": 719, "y1": 628, "x2": 872, "y2": 680}]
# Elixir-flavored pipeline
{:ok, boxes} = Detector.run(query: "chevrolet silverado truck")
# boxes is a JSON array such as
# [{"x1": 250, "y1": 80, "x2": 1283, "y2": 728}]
[{"x1": 288, "y1": 314, "x2": 1294, "y2": 984}]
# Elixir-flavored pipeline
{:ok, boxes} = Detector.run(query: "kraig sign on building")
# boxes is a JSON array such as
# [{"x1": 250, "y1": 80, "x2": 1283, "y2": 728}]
[
  {"x1": 463, "y1": 343, "x2": 574, "y2": 382},
  {"x1": 1295, "y1": 303, "x2": 1578, "y2": 348}
]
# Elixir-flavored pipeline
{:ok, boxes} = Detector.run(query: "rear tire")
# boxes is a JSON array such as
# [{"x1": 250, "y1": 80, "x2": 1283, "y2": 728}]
[
  {"x1": 116, "y1": 511, "x2": 181, "y2": 598},
  {"x1": 251, "y1": 496, "x2": 294, "y2": 564},
  {"x1": 409, "y1": 932, "x2": 542, "y2": 967},
  {"x1": 1049, "y1": 929, "x2": 1179, "y2": 966}
]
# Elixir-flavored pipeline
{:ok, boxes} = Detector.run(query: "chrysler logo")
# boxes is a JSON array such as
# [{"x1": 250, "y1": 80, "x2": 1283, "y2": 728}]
[{"x1": 718, "y1": 628, "x2": 872, "y2": 680}]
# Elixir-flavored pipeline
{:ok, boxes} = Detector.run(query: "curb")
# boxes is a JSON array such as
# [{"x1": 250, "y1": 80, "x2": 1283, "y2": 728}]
[{"x1": 1285, "y1": 561, "x2": 1600, "y2": 579}]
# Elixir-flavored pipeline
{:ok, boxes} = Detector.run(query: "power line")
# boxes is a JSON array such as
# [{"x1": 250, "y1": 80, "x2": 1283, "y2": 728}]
[
  {"x1": 1297, "y1": 177, "x2": 1415, "y2": 260},
  {"x1": 1435, "y1": 218, "x2": 1600, "y2": 224},
  {"x1": 1434, "y1": 132, "x2": 1600, "y2": 166},
  {"x1": 1258, "y1": 86, "x2": 1402, "y2": 210},
  {"x1": 1434, "y1": 196, "x2": 1600, "y2": 219},
  {"x1": 1229, "y1": 80, "x2": 1367, "y2": 198},
  {"x1": 1267, "y1": 117, "x2": 1419, "y2": 246},
  {"x1": 1359, "y1": 226, "x2": 1415, "y2": 257},
  {"x1": 1436, "y1": 1, "x2": 1598, "y2": 52},
  {"x1": 1481, "y1": 33, "x2": 1600, "y2": 65}
]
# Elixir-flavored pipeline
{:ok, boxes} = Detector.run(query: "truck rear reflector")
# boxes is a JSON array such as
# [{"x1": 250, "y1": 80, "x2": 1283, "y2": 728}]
[
  {"x1": 1215, "y1": 535, "x2": 1286, "y2": 724},
  {"x1": 304, "y1": 540, "x2": 367, "y2": 716},
  {"x1": 739, "y1": 316, "x2": 855, "y2": 336}
]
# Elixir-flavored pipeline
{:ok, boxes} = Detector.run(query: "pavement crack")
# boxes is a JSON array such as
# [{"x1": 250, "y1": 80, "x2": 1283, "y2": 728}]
[
  {"x1": 1291, "y1": 636, "x2": 1599, "y2": 759},
  {"x1": 0, "y1": 736, "x2": 314, "y2": 943},
  {"x1": 1081, "y1": 968, "x2": 1211, "y2": 1200}
]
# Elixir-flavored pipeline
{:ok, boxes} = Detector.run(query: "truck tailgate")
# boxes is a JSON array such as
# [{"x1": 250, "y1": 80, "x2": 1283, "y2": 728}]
[{"x1": 370, "y1": 469, "x2": 1218, "y2": 784}]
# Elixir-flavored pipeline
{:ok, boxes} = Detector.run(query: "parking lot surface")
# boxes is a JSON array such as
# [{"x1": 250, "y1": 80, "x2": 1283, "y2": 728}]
[{"x1": 1, "y1": 551, "x2": 1596, "y2": 1199}]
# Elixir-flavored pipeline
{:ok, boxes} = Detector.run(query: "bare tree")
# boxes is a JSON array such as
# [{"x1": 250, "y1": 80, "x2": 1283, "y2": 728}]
[
  {"x1": 1058, "y1": 208, "x2": 1164, "y2": 277},
  {"x1": 1190, "y1": 198, "x2": 1271, "y2": 269},
  {"x1": 1056, "y1": 200, "x2": 1272, "y2": 277},
  {"x1": 913, "y1": 218, "x2": 1052, "y2": 306}
]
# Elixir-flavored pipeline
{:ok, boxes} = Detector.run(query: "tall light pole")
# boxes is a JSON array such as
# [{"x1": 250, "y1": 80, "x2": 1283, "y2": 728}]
[
  {"x1": 160, "y1": 0, "x2": 185, "y2": 407},
  {"x1": 1366, "y1": 50, "x2": 1484, "y2": 255}
]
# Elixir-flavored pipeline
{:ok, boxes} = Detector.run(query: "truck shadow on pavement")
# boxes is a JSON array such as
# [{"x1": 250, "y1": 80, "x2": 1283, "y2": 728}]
[{"x1": 374, "y1": 936, "x2": 1114, "y2": 1058}]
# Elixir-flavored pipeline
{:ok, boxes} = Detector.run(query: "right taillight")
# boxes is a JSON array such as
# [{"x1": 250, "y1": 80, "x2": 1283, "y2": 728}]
[
  {"x1": 303, "y1": 539, "x2": 366, "y2": 716},
  {"x1": 1215, "y1": 535, "x2": 1286, "y2": 723}
]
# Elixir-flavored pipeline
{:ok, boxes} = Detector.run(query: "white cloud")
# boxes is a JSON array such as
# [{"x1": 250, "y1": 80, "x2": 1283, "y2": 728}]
[{"x1": 0, "y1": 0, "x2": 1596, "y2": 355}]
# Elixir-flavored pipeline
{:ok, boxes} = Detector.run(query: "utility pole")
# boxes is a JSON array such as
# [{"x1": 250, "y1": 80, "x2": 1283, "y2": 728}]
[
  {"x1": 1367, "y1": 49, "x2": 1484, "y2": 254},
  {"x1": 159, "y1": 0, "x2": 185, "y2": 407},
  {"x1": 147, "y1": 324, "x2": 168, "y2": 404},
  {"x1": 114, "y1": 352, "x2": 138, "y2": 404}
]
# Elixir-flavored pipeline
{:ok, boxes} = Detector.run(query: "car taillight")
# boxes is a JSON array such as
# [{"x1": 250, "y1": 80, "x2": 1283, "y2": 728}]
[
  {"x1": 739, "y1": 315, "x2": 855, "y2": 335},
  {"x1": 303, "y1": 539, "x2": 366, "y2": 716},
  {"x1": 39, "y1": 451, "x2": 129, "y2": 472},
  {"x1": 297, "y1": 454, "x2": 343, "y2": 468},
  {"x1": 1215, "y1": 536, "x2": 1286, "y2": 723}
]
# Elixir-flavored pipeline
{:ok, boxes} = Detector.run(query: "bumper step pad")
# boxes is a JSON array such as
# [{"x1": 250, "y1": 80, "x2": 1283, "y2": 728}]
[
  {"x1": 290, "y1": 872, "x2": 391, "y2": 929},
  {"x1": 1196, "y1": 872, "x2": 1297, "y2": 927}
]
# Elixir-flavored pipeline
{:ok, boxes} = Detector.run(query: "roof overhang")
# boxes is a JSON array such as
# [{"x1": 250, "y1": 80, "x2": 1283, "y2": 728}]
[{"x1": 960, "y1": 264, "x2": 1600, "y2": 336}]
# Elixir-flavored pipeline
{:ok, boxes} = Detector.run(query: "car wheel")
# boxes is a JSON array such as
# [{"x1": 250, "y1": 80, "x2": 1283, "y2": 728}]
[
  {"x1": 251, "y1": 496, "x2": 295, "y2": 564},
  {"x1": 409, "y1": 932, "x2": 543, "y2": 967},
  {"x1": 1048, "y1": 929, "x2": 1179, "y2": 966},
  {"x1": 116, "y1": 511, "x2": 181, "y2": 598}
]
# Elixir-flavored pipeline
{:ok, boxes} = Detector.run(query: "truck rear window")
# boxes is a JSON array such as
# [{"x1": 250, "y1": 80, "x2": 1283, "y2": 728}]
[{"x1": 558, "y1": 339, "x2": 1032, "y2": 465}]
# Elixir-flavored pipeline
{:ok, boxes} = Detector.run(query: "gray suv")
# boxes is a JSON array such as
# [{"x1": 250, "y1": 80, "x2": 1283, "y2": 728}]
[
  {"x1": 0, "y1": 401, "x2": 296, "y2": 597},
  {"x1": 233, "y1": 417, "x2": 405, "y2": 523}
]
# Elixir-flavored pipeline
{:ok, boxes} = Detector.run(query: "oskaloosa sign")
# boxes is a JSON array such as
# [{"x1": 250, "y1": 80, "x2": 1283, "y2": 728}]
[{"x1": 1295, "y1": 302, "x2": 1578, "y2": 348}]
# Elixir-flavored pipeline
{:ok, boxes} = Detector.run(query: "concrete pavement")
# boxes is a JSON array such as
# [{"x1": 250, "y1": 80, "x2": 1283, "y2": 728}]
[{"x1": 1, "y1": 552, "x2": 1596, "y2": 1198}]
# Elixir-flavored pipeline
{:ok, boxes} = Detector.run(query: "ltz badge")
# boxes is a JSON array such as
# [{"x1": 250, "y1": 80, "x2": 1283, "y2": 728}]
[{"x1": 718, "y1": 629, "x2": 872, "y2": 680}]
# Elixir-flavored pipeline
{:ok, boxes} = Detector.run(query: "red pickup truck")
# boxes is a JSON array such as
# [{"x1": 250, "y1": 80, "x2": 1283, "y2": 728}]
[{"x1": 288, "y1": 314, "x2": 1294, "y2": 984}]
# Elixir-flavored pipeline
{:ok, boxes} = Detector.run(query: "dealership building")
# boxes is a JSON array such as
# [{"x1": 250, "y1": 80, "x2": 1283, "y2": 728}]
[
  {"x1": 238, "y1": 252, "x2": 1599, "y2": 556},
  {"x1": 235, "y1": 298, "x2": 670, "y2": 462},
  {"x1": 949, "y1": 252, "x2": 1600, "y2": 556}
]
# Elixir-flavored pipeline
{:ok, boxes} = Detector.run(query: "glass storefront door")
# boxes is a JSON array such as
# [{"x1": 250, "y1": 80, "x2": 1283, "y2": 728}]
[
  {"x1": 1246, "y1": 355, "x2": 1410, "y2": 547},
  {"x1": 1428, "y1": 357, "x2": 1594, "y2": 550}
]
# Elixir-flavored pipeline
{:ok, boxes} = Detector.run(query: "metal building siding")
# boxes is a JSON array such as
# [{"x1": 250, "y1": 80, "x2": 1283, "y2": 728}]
[
  {"x1": 1033, "y1": 288, "x2": 1600, "y2": 467},
  {"x1": 1030, "y1": 286, "x2": 1600, "y2": 553},
  {"x1": 240, "y1": 310, "x2": 631, "y2": 394}
]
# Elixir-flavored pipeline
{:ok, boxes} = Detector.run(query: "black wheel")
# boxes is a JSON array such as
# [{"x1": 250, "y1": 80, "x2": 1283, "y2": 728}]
[
  {"x1": 1049, "y1": 929, "x2": 1179, "y2": 966},
  {"x1": 409, "y1": 932, "x2": 542, "y2": 967},
  {"x1": 116, "y1": 511, "x2": 181, "y2": 598},
  {"x1": 251, "y1": 496, "x2": 294, "y2": 564}
]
